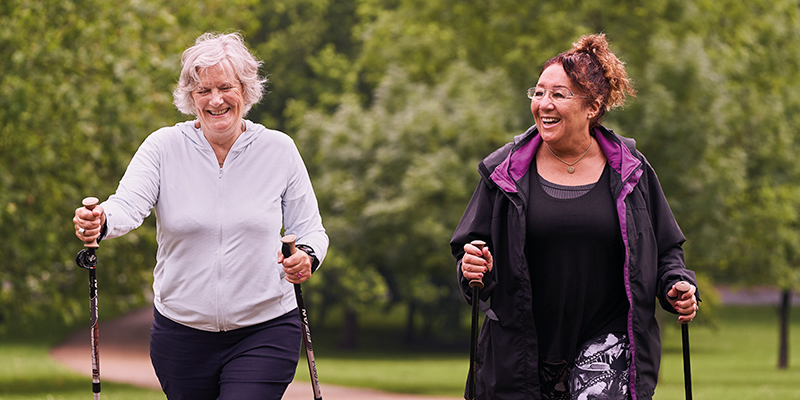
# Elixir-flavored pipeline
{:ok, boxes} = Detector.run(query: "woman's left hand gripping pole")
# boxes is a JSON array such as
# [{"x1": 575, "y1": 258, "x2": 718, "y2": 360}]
[{"x1": 75, "y1": 197, "x2": 101, "y2": 399}]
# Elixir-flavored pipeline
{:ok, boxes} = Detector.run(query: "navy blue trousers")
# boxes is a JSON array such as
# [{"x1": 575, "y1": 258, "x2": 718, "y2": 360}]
[{"x1": 150, "y1": 307, "x2": 301, "y2": 400}]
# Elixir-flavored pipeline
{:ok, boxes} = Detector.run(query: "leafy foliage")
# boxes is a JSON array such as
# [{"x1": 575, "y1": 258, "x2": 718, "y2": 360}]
[
  {"x1": 616, "y1": 0, "x2": 800, "y2": 290},
  {"x1": 293, "y1": 62, "x2": 521, "y2": 339},
  {"x1": 2, "y1": 0, "x2": 799, "y2": 349},
  {"x1": 0, "y1": 0, "x2": 257, "y2": 333}
]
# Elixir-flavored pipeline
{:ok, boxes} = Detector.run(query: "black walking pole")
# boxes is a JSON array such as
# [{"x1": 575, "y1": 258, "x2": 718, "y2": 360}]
[
  {"x1": 281, "y1": 234, "x2": 323, "y2": 400},
  {"x1": 75, "y1": 197, "x2": 101, "y2": 400},
  {"x1": 675, "y1": 281, "x2": 693, "y2": 400},
  {"x1": 467, "y1": 240, "x2": 486, "y2": 400}
]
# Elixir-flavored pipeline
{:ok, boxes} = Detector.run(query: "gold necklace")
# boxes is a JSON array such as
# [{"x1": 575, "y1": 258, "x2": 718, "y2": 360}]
[{"x1": 545, "y1": 139, "x2": 593, "y2": 174}]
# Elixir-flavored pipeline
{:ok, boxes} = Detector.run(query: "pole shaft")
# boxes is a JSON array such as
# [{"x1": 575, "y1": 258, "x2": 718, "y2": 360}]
[
  {"x1": 467, "y1": 240, "x2": 485, "y2": 400},
  {"x1": 468, "y1": 285, "x2": 480, "y2": 400},
  {"x1": 295, "y1": 283, "x2": 322, "y2": 400},
  {"x1": 90, "y1": 264, "x2": 100, "y2": 394},
  {"x1": 681, "y1": 324, "x2": 692, "y2": 400}
]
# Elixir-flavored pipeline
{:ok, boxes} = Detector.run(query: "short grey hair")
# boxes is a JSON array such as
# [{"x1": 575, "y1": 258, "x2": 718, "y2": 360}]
[{"x1": 173, "y1": 32, "x2": 267, "y2": 116}]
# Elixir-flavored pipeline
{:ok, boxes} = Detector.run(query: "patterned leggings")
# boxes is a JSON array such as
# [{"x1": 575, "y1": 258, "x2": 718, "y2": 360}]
[{"x1": 539, "y1": 332, "x2": 631, "y2": 400}]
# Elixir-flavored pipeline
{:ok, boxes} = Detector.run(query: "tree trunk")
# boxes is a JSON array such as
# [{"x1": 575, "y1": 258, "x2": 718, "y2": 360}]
[
  {"x1": 405, "y1": 301, "x2": 417, "y2": 344},
  {"x1": 778, "y1": 289, "x2": 790, "y2": 369},
  {"x1": 338, "y1": 307, "x2": 358, "y2": 349}
]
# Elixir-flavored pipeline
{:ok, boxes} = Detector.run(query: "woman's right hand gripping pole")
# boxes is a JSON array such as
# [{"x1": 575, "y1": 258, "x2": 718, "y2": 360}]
[
  {"x1": 73, "y1": 198, "x2": 106, "y2": 245},
  {"x1": 462, "y1": 241, "x2": 493, "y2": 285}
]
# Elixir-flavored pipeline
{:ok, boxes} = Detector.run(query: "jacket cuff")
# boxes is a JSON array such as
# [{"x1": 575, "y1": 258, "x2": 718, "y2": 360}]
[
  {"x1": 97, "y1": 220, "x2": 108, "y2": 244},
  {"x1": 296, "y1": 244, "x2": 320, "y2": 273}
]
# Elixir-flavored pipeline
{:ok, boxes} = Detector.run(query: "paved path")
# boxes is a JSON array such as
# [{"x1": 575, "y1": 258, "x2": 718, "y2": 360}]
[
  {"x1": 49, "y1": 307, "x2": 461, "y2": 400},
  {"x1": 716, "y1": 285, "x2": 800, "y2": 305}
]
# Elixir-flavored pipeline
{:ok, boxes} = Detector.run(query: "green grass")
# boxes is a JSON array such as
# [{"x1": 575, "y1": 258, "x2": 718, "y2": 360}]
[
  {"x1": 297, "y1": 354, "x2": 467, "y2": 396},
  {"x1": 292, "y1": 305, "x2": 800, "y2": 399},
  {"x1": 652, "y1": 306, "x2": 800, "y2": 399},
  {"x1": 2, "y1": 305, "x2": 798, "y2": 399}
]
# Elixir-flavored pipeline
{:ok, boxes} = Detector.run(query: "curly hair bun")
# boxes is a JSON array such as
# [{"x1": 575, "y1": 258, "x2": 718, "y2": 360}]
[{"x1": 572, "y1": 33, "x2": 635, "y2": 110}]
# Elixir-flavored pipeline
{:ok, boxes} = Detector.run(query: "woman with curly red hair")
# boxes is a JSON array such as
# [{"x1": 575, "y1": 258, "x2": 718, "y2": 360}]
[{"x1": 452, "y1": 34, "x2": 699, "y2": 399}]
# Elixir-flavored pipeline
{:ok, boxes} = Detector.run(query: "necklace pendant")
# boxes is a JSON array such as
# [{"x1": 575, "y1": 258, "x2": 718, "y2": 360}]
[{"x1": 567, "y1": 166, "x2": 575, "y2": 174}]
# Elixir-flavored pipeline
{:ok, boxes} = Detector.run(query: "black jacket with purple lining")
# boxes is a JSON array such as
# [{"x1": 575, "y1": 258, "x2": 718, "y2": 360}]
[{"x1": 451, "y1": 125, "x2": 697, "y2": 400}]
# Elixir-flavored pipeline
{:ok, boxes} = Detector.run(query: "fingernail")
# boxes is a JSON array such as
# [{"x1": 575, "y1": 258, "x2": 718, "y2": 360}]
[{"x1": 479, "y1": 273, "x2": 483, "y2": 278}]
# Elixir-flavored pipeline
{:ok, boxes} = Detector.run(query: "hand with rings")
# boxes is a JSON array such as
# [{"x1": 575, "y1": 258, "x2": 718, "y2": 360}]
[
  {"x1": 73, "y1": 203, "x2": 105, "y2": 243},
  {"x1": 278, "y1": 249, "x2": 312, "y2": 284}
]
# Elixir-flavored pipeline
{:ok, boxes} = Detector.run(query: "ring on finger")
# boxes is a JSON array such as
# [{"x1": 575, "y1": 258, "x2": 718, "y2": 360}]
[{"x1": 78, "y1": 227, "x2": 85, "y2": 234}]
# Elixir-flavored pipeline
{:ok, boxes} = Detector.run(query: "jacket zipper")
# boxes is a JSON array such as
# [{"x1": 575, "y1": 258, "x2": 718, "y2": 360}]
[
  {"x1": 617, "y1": 162, "x2": 642, "y2": 400},
  {"x1": 216, "y1": 160, "x2": 227, "y2": 331}
]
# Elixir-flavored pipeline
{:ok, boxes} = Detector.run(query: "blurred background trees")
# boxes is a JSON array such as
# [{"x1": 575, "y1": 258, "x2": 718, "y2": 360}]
[
  {"x1": 0, "y1": 0, "x2": 260, "y2": 330},
  {"x1": 2, "y1": 0, "x2": 798, "y2": 363}
]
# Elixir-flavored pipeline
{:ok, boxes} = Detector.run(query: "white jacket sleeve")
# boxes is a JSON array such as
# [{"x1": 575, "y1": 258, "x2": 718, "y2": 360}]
[
  {"x1": 101, "y1": 132, "x2": 161, "y2": 239},
  {"x1": 281, "y1": 142, "x2": 328, "y2": 267}
]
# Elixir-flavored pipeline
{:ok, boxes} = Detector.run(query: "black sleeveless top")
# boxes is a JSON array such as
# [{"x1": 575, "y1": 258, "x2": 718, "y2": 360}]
[{"x1": 526, "y1": 162, "x2": 628, "y2": 363}]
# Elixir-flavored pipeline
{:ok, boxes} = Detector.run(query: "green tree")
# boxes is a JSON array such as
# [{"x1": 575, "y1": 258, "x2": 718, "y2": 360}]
[
  {"x1": 612, "y1": 0, "x2": 800, "y2": 368},
  {"x1": 707, "y1": 0, "x2": 800, "y2": 369},
  {"x1": 4, "y1": 0, "x2": 799, "y2": 363},
  {"x1": 248, "y1": 0, "x2": 362, "y2": 130},
  {"x1": 0, "y1": 0, "x2": 258, "y2": 333},
  {"x1": 293, "y1": 62, "x2": 523, "y2": 343}
]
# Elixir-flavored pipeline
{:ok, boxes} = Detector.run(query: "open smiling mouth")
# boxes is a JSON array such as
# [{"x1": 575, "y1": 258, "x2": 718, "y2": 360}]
[
  {"x1": 541, "y1": 117, "x2": 561, "y2": 124},
  {"x1": 208, "y1": 108, "x2": 230, "y2": 116}
]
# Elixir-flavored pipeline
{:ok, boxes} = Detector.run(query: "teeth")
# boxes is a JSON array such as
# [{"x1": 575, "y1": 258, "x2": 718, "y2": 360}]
[
  {"x1": 208, "y1": 108, "x2": 229, "y2": 116},
  {"x1": 542, "y1": 117, "x2": 560, "y2": 124}
]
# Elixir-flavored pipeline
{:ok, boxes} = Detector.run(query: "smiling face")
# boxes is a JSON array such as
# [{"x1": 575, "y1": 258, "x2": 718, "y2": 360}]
[
  {"x1": 531, "y1": 64, "x2": 598, "y2": 149},
  {"x1": 193, "y1": 63, "x2": 245, "y2": 143}
]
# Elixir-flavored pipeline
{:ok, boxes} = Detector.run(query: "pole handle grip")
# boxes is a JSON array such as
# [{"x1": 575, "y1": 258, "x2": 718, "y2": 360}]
[
  {"x1": 82, "y1": 197, "x2": 100, "y2": 248},
  {"x1": 281, "y1": 234, "x2": 297, "y2": 258},
  {"x1": 674, "y1": 281, "x2": 695, "y2": 327},
  {"x1": 675, "y1": 281, "x2": 691, "y2": 295},
  {"x1": 468, "y1": 240, "x2": 486, "y2": 289},
  {"x1": 279, "y1": 235, "x2": 297, "y2": 281}
]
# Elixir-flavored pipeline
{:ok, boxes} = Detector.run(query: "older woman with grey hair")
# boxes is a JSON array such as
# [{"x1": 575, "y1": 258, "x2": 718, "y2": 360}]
[{"x1": 73, "y1": 32, "x2": 328, "y2": 399}]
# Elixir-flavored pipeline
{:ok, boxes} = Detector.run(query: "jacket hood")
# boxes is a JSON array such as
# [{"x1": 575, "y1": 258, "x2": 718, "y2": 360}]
[
  {"x1": 176, "y1": 119, "x2": 262, "y2": 154},
  {"x1": 485, "y1": 125, "x2": 642, "y2": 193}
]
